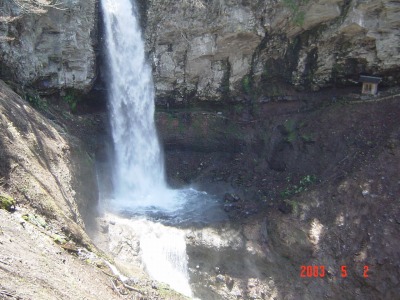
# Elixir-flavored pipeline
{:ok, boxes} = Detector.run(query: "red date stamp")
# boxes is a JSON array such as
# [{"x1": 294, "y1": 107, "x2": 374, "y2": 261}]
[
  {"x1": 300, "y1": 266, "x2": 326, "y2": 278},
  {"x1": 300, "y1": 265, "x2": 369, "y2": 278}
]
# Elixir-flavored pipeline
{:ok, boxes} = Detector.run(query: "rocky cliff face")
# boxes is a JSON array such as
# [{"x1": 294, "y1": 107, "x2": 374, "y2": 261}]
[
  {"x1": 0, "y1": 0, "x2": 97, "y2": 92},
  {"x1": 1, "y1": 0, "x2": 397, "y2": 100},
  {"x1": 142, "y1": 0, "x2": 400, "y2": 102}
]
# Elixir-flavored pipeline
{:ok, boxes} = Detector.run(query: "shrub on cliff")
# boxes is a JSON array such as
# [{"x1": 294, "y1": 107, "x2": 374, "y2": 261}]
[{"x1": 0, "y1": 194, "x2": 16, "y2": 212}]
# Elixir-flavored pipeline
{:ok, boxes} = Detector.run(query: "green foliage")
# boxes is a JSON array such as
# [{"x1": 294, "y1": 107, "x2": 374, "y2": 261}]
[
  {"x1": 259, "y1": 126, "x2": 270, "y2": 146},
  {"x1": 26, "y1": 92, "x2": 48, "y2": 110},
  {"x1": 270, "y1": 85, "x2": 283, "y2": 97},
  {"x1": 300, "y1": 174, "x2": 317, "y2": 186},
  {"x1": 280, "y1": 187, "x2": 294, "y2": 199},
  {"x1": 233, "y1": 104, "x2": 245, "y2": 115},
  {"x1": 284, "y1": 119, "x2": 296, "y2": 132},
  {"x1": 284, "y1": 199, "x2": 299, "y2": 214},
  {"x1": 286, "y1": 131, "x2": 296, "y2": 142},
  {"x1": 263, "y1": 67, "x2": 269, "y2": 79},
  {"x1": 52, "y1": 234, "x2": 67, "y2": 245},
  {"x1": 0, "y1": 194, "x2": 15, "y2": 212},
  {"x1": 165, "y1": 113, "x2": 177, "y2": 131},
  {"x1": 282, "y1": 0, "x2": 309, "y2": 26},
  {"x1": 284, "y1": 119, "x2": 297, "y2": 142},
  {"x1": 226, "y1": 122, "x2": 243, "y2": 139},
  {"x1": 221, "y1": 59, "x2": 231, "y2": 100},
  {"x1": 293, "y1": 11, "x2": 305, "y2": 26},
  {"x1": 332, "y1": 62, "x2": 344, "y2": 84},
  {"x1": 283, "y1": 0, "x2": 299, "y2": 11},
  {"x1": 63, "y1": 90, "x2": 79, "y2": 112},
  {"x1": 280, "y1": 174, "x2": 317, "y2": 199},
  {"x1": 242, "y1": 75, "x2": 251, "y2": 94},
  {"x1": 22, "y1": 214, "x2": 47, "y2": 228},
  {"x1": 178, "y1": 120, "x2": 185, "y2": 134},
  {"x1": 166, "y1": 113, "x2": 175, "y2": 122},
  {"x1": 301, "y1": 133, "x2": 315, "y2": 143}
]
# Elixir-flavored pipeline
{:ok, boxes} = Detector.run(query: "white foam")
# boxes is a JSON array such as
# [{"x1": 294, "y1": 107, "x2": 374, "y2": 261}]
[{"x1": 101, "y1": 0, "x2": 193, "y2": 296}]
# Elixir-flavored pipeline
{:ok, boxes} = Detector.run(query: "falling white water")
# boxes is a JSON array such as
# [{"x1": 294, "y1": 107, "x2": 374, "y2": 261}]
[
  {"x1": 101, "y1": 0, "x2": 192, "y2": 296},
  {"x1": 101, "y1": 0, "x2": 179, "y2": 211},
  {"x1": 138, "y1": 220, "x2": 192, "y2": 297},
  {"x1": 106, "y1": 215, "x2": 193, "y2": 297}
]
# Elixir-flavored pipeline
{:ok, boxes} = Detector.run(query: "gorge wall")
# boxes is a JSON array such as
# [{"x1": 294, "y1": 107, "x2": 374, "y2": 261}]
[
  {"x1": 141, "y1": 0, "x2": 400, "y2": 103},
  {"x1": 0, "y1": 0, "x2": 399, "y2": 101},
  {"x1": 0, "y1": 0, "x2": 97, "y2": 92},
  {"x1": 0, "y1": 2, "x2": 399, "y2": 299}
]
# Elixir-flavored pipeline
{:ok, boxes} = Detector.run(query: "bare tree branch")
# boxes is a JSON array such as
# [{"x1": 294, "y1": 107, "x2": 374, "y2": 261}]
[{"x1": 9, "y1": 0, "x2": 66, "y2": 15}]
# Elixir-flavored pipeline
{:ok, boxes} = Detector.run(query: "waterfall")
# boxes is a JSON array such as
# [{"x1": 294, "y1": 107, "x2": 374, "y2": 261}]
[
  {"x1": 137, "y1": 219, "x2": 192, "y2": 296},
  {"x1": 101, "y1": 0, "x2": 178, "y2": 211},
  {"x1": 101, "y1": 0, "x2": 192, "y2": 297}
]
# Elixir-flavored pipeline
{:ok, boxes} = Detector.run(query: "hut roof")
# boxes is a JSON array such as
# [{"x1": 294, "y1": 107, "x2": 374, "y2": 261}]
[{"x1": 359, "y1": 75, "x2": 382, "y2": 84}]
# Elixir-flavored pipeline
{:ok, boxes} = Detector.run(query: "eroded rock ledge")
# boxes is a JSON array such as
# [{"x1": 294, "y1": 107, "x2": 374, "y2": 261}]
[
  {"x1": 0, "y1": 0, "x2": 97, "y2": 92},
  {"x1": 141, "y1": 0, "x2": 400, "y2": 102}
]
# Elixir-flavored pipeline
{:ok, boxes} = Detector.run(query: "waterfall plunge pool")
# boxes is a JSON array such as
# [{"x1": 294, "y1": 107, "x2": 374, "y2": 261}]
[
  {"x1": 106, "y1": 188, "x2": 228, "y2": 227},
  {"x1": 99, "y1": 188, "x2": 228, "y2": 299}
]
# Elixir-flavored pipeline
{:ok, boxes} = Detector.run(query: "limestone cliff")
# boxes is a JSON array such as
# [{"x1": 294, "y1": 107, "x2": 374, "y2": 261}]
[
  {"x1": 0, "y1": 0, "x2": 97, "y2": 92},
  {"x1": 142, "y1": 0, "x2": 400, "y2": 102}
]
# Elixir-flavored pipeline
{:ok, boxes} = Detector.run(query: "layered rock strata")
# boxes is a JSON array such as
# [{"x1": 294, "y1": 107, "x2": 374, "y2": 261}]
[
  {"x1": 142, "y1": 0, "x2": 400, "y2": 102},
  {"x1": 0, "y1": 0, "x2": 97, "y2": 92}
]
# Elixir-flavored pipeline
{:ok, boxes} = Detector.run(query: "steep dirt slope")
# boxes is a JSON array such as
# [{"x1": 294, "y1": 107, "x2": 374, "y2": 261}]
[
  {"x1": 0, "y1": 79, "x2": 92, "y2": 243},
  {"x1": 0, "y1": 79, "x2": 116, "y2": 299},
  {"x1": 0, "y1": 209, "x2": 120, "y2": 300}
]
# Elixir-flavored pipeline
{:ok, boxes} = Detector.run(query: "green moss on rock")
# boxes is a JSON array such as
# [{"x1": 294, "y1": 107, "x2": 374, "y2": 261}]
[
  {"x1": 22, "y1": 214, "x2": 47, "y2": 228},
  {"x1": 0, "y1": 194, "x2": 16, "y2": 212}
]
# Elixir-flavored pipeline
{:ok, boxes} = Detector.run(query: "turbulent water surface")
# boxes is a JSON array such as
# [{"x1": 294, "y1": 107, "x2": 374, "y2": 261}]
[{"x1": 100, "y1": 0, "x2": 226, "y2": 297}]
